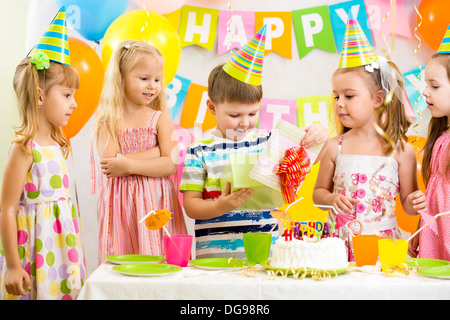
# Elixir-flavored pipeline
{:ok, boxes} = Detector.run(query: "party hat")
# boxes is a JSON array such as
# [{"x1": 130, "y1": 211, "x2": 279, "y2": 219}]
[
  {"x1": 339, "y1": 12, "x2": 377, "y2": 69},
  {"x1": 223, "y1": 25, "x2": 267, "y2": 86},
  {"x1": 437, "y1": 24, "x2": 450, "y2": 54},
  {"x1": 28, "y1": 6, "x2": 71, "y2": 66}
]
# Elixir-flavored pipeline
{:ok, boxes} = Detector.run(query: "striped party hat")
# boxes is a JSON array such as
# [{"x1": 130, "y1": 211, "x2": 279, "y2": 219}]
[
  {"x1": 28, "y1": 6, "x2": 70, "y2": 66},
  {"x1": 223, "y1": 25, "x2": 267, "y2": 86},
  {"x1": 339, "y1": 12, "x2": 377, "y2": 69},
  {"x1": 437, "y1": 24, "x2": 450, "y2": 54}
]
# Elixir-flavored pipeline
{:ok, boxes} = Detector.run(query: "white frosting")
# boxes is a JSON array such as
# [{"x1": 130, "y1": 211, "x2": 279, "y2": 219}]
[{"x1": 270, "y1": 237, "x2": 348, "y2": 269}]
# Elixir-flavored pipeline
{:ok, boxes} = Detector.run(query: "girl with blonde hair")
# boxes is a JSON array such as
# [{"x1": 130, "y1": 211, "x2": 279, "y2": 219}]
[{"x1": 92, "y1": 40, "x2": 186, "y2": 263}]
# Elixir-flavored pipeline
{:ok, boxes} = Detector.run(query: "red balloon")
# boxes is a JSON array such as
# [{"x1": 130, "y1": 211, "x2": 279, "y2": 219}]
[
  {"x1": 417, "y1": 0, "x2": 450, "y2": 51},
  {"x1": 63, "y1": 37, "x2": 104, "y2": 139}
]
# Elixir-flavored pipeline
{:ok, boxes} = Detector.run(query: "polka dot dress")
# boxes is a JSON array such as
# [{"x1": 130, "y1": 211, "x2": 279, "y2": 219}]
[
  {"x1": 419, "y1": 133, "x2": 450, "y2": 261},
  {"x1": 0, "y1": 141, "x2": 87, "y2": 300}
]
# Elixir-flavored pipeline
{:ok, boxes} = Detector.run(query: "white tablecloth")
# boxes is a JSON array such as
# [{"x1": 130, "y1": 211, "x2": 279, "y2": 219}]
[{"x1": 77, "y1": 262, "x2": 450, "y2": 300}]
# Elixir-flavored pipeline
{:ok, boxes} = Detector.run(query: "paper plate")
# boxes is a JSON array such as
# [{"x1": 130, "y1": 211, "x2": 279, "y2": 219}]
[
  {"x1": 406, "y1": 258, "x2": 449, "y2": 269},
  {"x1": 105, "y1": 254, "x2": 165, "y2": 265},
  {"x1": 189, "y1": 258, "x2": 253, "y2": 270},
  {"x1": 112, "y1": 263, "x2": 182, "y2": 277},
  {"x1": 418, "y1": 266, "x2": 450, "y2": 280},
  {"x1": 260, "y1": 260, "x2": 353, "y2": 277}
]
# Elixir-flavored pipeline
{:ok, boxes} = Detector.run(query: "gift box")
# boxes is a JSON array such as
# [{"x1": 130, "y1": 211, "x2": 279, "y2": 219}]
[
  {"x1": 220, "y1": 152, "x2": 284, "y2": 210},
  {"x1": 249, "y1": 119, "x2": 323, "y2": 196}
]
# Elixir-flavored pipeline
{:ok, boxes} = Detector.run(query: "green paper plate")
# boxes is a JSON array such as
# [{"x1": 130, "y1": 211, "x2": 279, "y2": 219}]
[
  {"x1": 190, "y1": 258, "x2": 254, "y2": 270},
  {"x1": 112, "y1": 263, "x2": 182, "y2": 277},
  {"x1": 418, "y1": 265, "x2": 450, "y2": 280},
  {"x1": 406, "y1": 258, "x2": 449, "y2": 268},
  {"x1": 105, "y1": 254, "x2": 165, "y2": 265},
  {"x1": 260, "y1": 260, "x2": 353, "y2": 277}
]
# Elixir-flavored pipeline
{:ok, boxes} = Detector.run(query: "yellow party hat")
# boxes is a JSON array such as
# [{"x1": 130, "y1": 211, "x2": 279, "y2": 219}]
[
  {"x1": 28, "y1": 7, "x2": 71, "y2": 66},
  {"x1": 223, "y1": 25, "x2": 267, "y2": 85},
  {"x1": 339, "y1": 12, "x2": 377, "y2": 69},
  {"x1": 437, "y1": 24, "x2": 450, "y2": 54}
]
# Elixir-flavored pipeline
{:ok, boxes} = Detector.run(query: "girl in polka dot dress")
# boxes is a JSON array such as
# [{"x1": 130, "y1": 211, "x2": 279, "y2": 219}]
[
  {"x1": 408, "y1": 53, "x2": 450, "y2": 260},
  {"x1": 0, "y1": 56, "x2": 86, "y2": 299}
]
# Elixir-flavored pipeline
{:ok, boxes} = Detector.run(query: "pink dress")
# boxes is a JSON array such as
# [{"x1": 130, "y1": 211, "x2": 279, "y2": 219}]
[
  {"x1": 419, "y1": 132, "x2": 450, "y2": 261},
  {"x1": 95, "y1": 111, "x2": 187, "y2": 263}
]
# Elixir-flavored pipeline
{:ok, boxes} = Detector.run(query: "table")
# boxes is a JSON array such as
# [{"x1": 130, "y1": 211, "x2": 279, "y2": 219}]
[{"x1": 77, "y1": 262, "x2": 450, "y2": 300}]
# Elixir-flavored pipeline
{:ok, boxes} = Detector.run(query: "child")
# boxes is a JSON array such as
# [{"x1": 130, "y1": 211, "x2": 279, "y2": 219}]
[
  {"x1": 409, "y1": 49, "x2": 450, "y2": 260},
  {"x1": 313, "y1": 16, "x2": 426, "y2": 260},
  {"x1": 0, "y1": 7, "x2": 86, "y2": 299},
  {"x1": 180, "y1": 27, "x2": 328, "y2": 259},
  {"x1": 92, "y1": 40, "x2": 187, "y2": 264}
]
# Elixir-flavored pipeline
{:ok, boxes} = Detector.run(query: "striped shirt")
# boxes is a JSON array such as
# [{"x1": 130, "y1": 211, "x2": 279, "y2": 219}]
[{"x1": 180, "y1": 128, "x2": 278, "y2": 259}]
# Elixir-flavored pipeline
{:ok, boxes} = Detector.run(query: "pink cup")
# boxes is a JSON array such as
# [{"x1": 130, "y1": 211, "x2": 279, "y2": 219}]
[{"x1": 164, "y1": 234, "x2": 193, "y2": 267}]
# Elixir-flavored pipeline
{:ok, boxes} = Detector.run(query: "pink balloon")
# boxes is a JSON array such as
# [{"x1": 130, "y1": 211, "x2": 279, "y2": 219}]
[
  {"x1": 174, "y1": 124, "x2": 194, "y2": 206},
  {"x1": 133, "y1": 0, "x2": 188, "y2": 14}
]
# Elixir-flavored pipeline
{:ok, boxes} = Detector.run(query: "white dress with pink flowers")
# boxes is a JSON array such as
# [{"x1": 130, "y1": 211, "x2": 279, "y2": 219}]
[{"x1": 333, "y1": 135, "x2": 402, "y2": 260}]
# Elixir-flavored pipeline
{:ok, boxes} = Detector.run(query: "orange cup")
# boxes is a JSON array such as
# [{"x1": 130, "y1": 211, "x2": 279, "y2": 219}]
[{"x1": 352, "y1": 235, "x2": 380, "y2": 267}]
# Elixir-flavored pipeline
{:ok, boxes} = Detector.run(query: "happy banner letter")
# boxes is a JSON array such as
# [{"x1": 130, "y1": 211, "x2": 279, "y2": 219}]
[
  {"x1": 258, "y1": 98, "x2": 297, "y2": 131},
  {"x1": 329, "y1": 0, "x2": 373, "y2": 53},
  {"x1": 292, "y1": 5, "x2": 336, "y2": 59},
  {"x1": 297, "y1": 94, "x2": 337, "y2": 137},
  {"x1": 255, "y1": 11, "x2": 292, "y2": 59},
  {"x1": 179, "y1": 83, "x2": 216, "y2": 131},
  {"x1": 365, "y1": 0, "x2": 411, "y2": 47},
  {"x1": 217, "y1": 10, "x2": 255, "y2": 55},
  {"x1": 179, "y1": 5, "x2": 219, "y2": 51}
]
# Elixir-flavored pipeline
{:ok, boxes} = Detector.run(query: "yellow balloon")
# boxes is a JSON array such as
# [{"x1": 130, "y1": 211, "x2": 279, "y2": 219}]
[{"x1": 102, "y1": 10, "x2": 181, "y2": 84}]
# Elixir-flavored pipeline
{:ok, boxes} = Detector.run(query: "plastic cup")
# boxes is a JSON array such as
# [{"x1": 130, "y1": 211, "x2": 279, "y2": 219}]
[
  {"x1": 352, "y1": 235, "x2": 380, "y2": 267},
  {"x1": 164, "y1": 234, "x2": 193, "y2": 267},
  {"x1": 378, "y1": 239, "x2": 408, "y2": 272},
  {"x1": 243, "y1": 232, "x2": 272, "y2": 264}
]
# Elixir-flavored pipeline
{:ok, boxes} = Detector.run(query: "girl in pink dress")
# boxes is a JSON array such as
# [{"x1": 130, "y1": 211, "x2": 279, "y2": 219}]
[
  {"x1": 92, "y1": 40, "x2": 187, "y2": 264},
  {"x1": 409, "y1": 53, "x2": 450, "y2": 260}
]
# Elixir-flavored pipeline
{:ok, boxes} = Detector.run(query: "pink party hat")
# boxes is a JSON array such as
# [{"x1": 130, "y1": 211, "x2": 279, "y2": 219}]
[
  {"x1": 223, "y1": 25, "x2": 267, "y2": 85},
  {"x1": 437, "y1": 24, "x2": 450, "y2": 54},
  {"x1": 339, "y1": 12, "x2": 378, "y2": 69}
]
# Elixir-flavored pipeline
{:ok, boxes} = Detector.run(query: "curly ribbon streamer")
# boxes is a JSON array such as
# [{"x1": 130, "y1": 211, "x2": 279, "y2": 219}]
[
  {"x1": 274, "y1": 147, "x2": 311, "y2": 204},
  {"x1": 225, "y1": 0, "x2": 235, "y2": 55},
  {"x1": 382, "y1": 262, "x2": 418, "y2": 277},
  {"x1": 380, "y1": 0, "x2": 396, "y2": 60},
  {"x1": 267, "y1": 267, "x2": 337, "y2": 281}
]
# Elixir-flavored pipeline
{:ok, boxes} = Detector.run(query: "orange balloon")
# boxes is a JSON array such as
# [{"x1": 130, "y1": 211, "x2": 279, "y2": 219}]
[
  {"x1": 417, "y1": 0, "x2": 450, "y2": 51},
  {"x1": 145, "y1": 209, "x2": 172, "y2": 230},
  {"x1": 395, "y1": 136, "x2": 427, "y2": 233},
  {"x1": 62, "y1": 37, "x2": 104, "y2": 139}
]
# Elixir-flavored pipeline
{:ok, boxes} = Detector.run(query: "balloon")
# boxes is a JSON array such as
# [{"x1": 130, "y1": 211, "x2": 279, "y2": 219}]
[
  {"x1": 395, "y1": 136, "x2": 426, "y2": 233},
  {"x1": 55, "y1": 0, "x2": 129, "y2": 42},
  {"x1": 102, "y1": 10, "x2": 181, "y2": 85},
  {"x1": 174, "y1": 124, "x2": 195, "y2": 206},
  {"x1": 417, "y1": 0, "x2": 450, "y2": 51},
  {"x1": 133, "y1": 0, "x2": 187, "y2": 14},
  {"x1": 63, "y1": 37, "x2": 104, "y2": 139}
]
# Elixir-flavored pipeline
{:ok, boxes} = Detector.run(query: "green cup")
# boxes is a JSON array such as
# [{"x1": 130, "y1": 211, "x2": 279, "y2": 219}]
[{"x1": 243, "y1": 232, "x2": 272, "y2": 264}]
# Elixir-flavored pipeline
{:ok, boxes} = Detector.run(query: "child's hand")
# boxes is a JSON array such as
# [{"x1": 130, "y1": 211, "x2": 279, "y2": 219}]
[
  {"x1": 329, "y1": 194, "x2": 359, "y2": 216},
  {"x1": 5, "y1": 267, "x2": 31, "y2": 296},
  {"x1": 408, "y1": 232, "x2": 420, "y2": 258},
  {"x1": 301, "y1": 124, "x2": 329, "y2": 149},
  {"x1": 101, "y1": 154, "x2": 130, "y2": 178},
  {"x1": 406, "y1": 190, "x2": 427, "y2": 214},
  {"x1": 217, "y1": 182, "x2": 254, "y2": 213}
]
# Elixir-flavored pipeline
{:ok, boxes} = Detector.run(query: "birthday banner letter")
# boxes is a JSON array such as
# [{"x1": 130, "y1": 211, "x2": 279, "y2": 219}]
[
  {"x1": 297, "y1": 94, "x2": 337, "y2": 136},
  {"x1": 255, "y1": 11, "x2": 292, "y2": 59},
  {"x1": 179, "y1": 5, "x2": 219, "y2": 51},
  {"x1": 166, "y1": 74, "x2": 192, "y2": 121},
  {"x1": 292, "y1": 5, "x2": 336, "y2": 59},
  {"x1": 179, "y1": 83, "x2": 216, "y2": 131},
  {"x1": 258, "y1": 98, "x2": 297, "y2": 131}
]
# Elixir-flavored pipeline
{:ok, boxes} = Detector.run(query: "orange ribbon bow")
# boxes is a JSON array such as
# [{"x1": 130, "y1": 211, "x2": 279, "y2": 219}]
[{"x1": 274, "y1": 147, "x2": 311, "y2": 204}]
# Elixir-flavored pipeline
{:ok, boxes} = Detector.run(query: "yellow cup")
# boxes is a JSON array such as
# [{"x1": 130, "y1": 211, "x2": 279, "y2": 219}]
[{"x1": 378, "y1": 239, "x2": 408, "y2": 272}]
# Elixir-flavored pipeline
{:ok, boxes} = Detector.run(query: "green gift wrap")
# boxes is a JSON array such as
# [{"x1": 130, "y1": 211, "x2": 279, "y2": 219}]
[{"x1": 220, "y1": 153, "x2": 284, "y2": 210}]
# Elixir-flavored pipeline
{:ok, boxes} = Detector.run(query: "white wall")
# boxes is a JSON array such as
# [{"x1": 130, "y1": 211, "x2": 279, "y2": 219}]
[{"x1": 1, "y1": 0, "x2": 435, "y2": 276}]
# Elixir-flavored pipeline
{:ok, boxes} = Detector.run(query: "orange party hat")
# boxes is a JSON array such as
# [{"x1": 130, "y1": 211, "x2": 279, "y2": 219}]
[
  {"x1": 223, "y1": 25, "x2": 267, "y2": 86},
  {"x1": 339, "y1": 11, "x2": 377, "y2": 69}
]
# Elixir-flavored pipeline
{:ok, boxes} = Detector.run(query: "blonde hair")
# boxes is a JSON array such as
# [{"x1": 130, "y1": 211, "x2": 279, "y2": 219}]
[
  {"x1": 208, "y1": 63, "x2": 263, "y2": 104},
  {"x1": 13, "y1": 57, "x2": 80, "y2": 158},
  {"x1": 333, "y1": 62, "x2": 411, "y2": 155},
  {"x1": 422, "y1": 53, "x2": 450, "y2": 185},
  {"x1": 92, "y1": 40, "x2": 167, "y2": 152}
]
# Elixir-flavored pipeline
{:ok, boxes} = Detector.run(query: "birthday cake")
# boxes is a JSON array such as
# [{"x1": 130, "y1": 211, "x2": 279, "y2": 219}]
[{"x1": 270, "y1": 236, "x2": 349, "y2": 270}]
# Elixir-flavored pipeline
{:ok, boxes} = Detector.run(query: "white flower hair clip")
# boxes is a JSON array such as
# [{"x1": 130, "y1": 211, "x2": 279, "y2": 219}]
[
  {"x1": 364, "y1": 59, "x2": 380, "y2": 73},
  {"x1": 124, "y1": 44, "x2": 131, "y2": 50}
]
